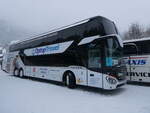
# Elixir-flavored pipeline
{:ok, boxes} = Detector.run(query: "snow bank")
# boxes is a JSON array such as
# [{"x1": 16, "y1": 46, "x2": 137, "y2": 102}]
[{"x1": 0, "y1": 70, "x2": 150, "y2": 113}]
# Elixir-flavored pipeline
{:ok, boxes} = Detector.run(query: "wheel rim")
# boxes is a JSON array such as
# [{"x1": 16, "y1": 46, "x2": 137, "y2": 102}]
[{"x1": 66, "y1": 75, "x2": 69, "y2": 86}]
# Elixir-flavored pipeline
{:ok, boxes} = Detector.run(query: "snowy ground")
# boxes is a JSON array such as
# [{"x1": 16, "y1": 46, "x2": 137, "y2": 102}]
[{"x1": 0, "y1": 69, "x2": 150, "y2": 113}]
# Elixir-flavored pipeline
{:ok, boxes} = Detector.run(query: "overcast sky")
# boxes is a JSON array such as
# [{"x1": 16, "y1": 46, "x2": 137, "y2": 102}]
[{"x1": 0, "y1": 0, "x2": 150, "y2": 39}]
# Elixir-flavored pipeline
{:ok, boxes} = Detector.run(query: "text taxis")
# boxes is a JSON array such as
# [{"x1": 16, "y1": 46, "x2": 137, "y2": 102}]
[{"x1": 127, "y1": 59, "x2": 146, "y2": 65}]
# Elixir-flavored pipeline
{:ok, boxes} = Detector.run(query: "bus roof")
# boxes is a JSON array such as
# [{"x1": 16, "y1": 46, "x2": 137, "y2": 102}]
[
  {"x1": 123, "y1": 37, "x2": 150, "y2": 43},
  {"x1": 14, "y1": 16, "x2": 112, "y2": 45},
  {"x1": 10, "y1": 16, "x2": 117, "y2": 52}
]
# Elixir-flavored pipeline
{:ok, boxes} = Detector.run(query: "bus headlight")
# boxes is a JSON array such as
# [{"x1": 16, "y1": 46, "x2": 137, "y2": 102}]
[{"x1": 106, "y1": 76, "x2": 117, "y2": 84}]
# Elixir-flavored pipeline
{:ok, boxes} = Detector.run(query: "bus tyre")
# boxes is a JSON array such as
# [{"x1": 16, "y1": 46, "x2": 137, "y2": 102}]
[
  {"x1": 65, "y1": 72, "x2": 76, "y2": 89},
  {"x1": 19, "y1": 69, "x2": 24, "y2": 78},
  {"x1": 14, "y1": 69, "x2": 18, "y2": 76}
]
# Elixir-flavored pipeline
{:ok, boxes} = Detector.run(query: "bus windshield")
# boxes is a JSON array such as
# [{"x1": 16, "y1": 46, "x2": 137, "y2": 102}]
[
  {"x1": 105, "y1": 36, "x2": 123, "y2": 67},
  {"x1": 88, "y1": 36, "x2": 123, "y2": 69}
]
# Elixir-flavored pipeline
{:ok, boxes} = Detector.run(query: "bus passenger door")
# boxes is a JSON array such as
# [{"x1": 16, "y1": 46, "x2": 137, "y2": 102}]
[{"x1": 87, "y1": 44, "x2": 103, "y2": 88}]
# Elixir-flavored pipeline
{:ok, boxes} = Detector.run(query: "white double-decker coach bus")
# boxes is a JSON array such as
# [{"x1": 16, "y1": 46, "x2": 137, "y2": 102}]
[
  {"x1": 3, "y1": 16, "x2": 126, "y2": 90},
  {"x1": 124, "y1": 37, "x2": 150, "y2": 83}
]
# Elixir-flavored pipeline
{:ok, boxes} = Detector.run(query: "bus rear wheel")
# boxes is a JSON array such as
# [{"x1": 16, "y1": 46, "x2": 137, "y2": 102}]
[
  {"x1": 64, "y1": 72, "x2": 76, "y2": 89},
  {"x1": 19, "y1": 69, "x2": 24, "y2": 78}
]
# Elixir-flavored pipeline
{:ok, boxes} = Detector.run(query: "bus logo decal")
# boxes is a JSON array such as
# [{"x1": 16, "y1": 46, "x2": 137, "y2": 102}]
[
  {"x1": 32, "y1": 45, "x2": 59, "y2": 55},
  {"x1": 24, "y1": 41, "x2": 74, "y2": 56}
]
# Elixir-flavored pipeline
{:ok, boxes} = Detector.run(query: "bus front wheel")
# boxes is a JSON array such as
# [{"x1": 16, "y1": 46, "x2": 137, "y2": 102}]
[{"x1": 64, "y1": 72, "x2": 76, "y2": 89}]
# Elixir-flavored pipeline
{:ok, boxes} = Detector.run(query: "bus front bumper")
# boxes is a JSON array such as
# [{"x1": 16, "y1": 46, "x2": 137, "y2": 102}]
[
  {"x1": 116, "y1": 79, "x2": 127, "y2": 88},
  {"x1": 103, "y1": 74, "x2": 127, "y2": 90}
]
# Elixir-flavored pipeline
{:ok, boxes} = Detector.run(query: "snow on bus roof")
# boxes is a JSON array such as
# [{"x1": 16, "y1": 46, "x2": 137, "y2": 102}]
[
  {"x1": 123, "y1": 37, "x2": 150, "y2": 43},
  {"x1": 10, "y1": 40, "x2": 20, "y2": 45}
]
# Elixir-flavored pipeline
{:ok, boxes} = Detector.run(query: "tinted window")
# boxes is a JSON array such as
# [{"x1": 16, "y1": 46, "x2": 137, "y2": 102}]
[
  {"x1": 124, "y1": 40, "x2": 150, "y2": 55},
  {"x1": 10, "y1": 34, "x2": 58, "y2": 52},
  {"x1": 135, "y1": 40, "x2": 150, "y2": 54},
  {"x1": 123, "y1": 44, "x2": 138, "y2": 55},
  {"x1": 23, "y1": 53, "x2": 83, "y2": 66}
]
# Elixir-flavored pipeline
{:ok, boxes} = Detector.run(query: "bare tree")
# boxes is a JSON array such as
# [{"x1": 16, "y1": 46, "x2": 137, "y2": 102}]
[
  {"x1": 144, "y1": 26, "x2": 150, "y2": 37},
  {"x1": 122, "y1": 31, "x2": 130, "y2": 40},
  {"x1": 128, "y1": 23, "x2": 144, "y2": 39},
  {"x1": 123, "y1": 22, "x2": 144, "y2": 40}
]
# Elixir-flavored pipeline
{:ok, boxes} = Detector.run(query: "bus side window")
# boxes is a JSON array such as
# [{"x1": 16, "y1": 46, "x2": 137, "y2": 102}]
[{"x1": 123, "y1": 44, "x2": 138, "y2": 56}]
